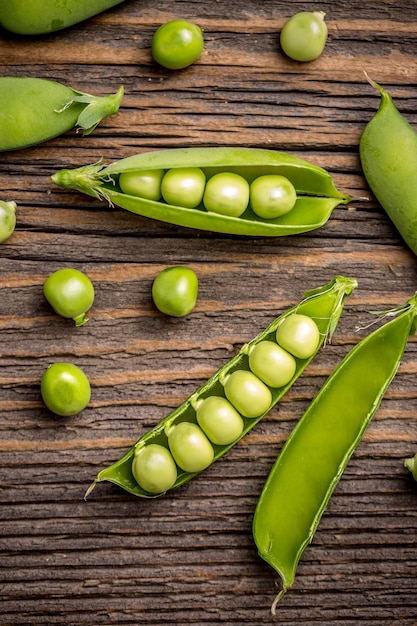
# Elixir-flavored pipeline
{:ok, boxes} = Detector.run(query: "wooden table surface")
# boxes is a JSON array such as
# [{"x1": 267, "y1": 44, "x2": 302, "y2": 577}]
[{"x1": 2, "y1": 1, "x2": 417, "y2": 624}]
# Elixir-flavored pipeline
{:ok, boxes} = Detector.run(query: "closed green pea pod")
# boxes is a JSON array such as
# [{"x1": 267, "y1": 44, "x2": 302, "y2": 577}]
[
  {"x1": 253, "y1": 293, "x2": 417, "y2": 613},
  {"x1": 360, "y1": 76, "x2": 417, "y2": 256},
  {"x1": 51, "y1": 147, "x2": 351, "y2": 237},
  {"x1": 0, "y1": 0, "x2": 125, "y2": 35},
  {"x1": 84, "y1": 276, "x2": 356, "y2": 499},
  {"x1": 0, "y1": 77, "x2": 123, "y2": 152},
  {"x1": 404, "y1": 452, "x2": 417, "y2": 482}
]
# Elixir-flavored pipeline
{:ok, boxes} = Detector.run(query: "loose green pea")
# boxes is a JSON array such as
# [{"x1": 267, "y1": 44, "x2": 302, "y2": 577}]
[
  {"x1": 43, "y1": 268, "x2": 95, "y2": 327},
  {"x1": 249, "y1": 340, "x2": 297, "y2": 388},
  {"x1": 41, "y1": 362, "x2": 91, "y2": 417},
  {"x1": 280, "y1": 11, "x2": 328, "y2": 62},
  {"x1": 0, "y1": 201, "x2": 17, "y2": 243},
  {"x1": 404, "y1": 453, "x2": 417, "y2": 482},
  {"x1": 203, "y1": 172, "x2": 250, "y2": 217},
  {"x1": 152, "y1": 266, "x2": 198, "y2": 317},
  {"x1": 151, "y1": 19, "x2": 204, "y2": 70},
  {"x1": 196, "y1": 396, "x2": 244, "y2": 445},
  {"x1": 167, "y1": 422, "x2": 214, "y2": 473},
  {"x1": 223, "y1": 370, "x2": 272, "y2": 418},
  {"x1": 119, "y1": 169, "x2": 164, "y2": 201},
  {"x1": 132, "y1": 444, "x2": 178, "y2": 494},
  {"x1": 250, "y1": 175, "x2": 297, "y2": 219},
  {"x1": 161, "y1": 167, "x2": 206, "y2": 209},
  {"x1": 276, "y1": 314, "x2": 320, "y2": 359}
]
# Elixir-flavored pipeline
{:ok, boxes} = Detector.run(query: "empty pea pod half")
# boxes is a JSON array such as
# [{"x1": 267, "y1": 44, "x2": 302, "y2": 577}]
[
  {"x1": 51, "y1": 147, "x2": 351, "y2": 237},
  {"x1": 253, "y1": 291, "x2": 417, "y2": 613},
  {"x1": 0, "y1": 0, "x2": 125, "y2": 35},
  {"x1": 84, "y1": 275, "x2": 357, "y2": 499},
  {"x1": 0, "y1": 77, "x2": 124, "y2": 152}
]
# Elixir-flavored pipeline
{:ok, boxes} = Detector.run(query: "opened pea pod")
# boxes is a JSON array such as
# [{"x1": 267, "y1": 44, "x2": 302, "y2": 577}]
[
  {"x1": 51, "y1": 147, "x2": 351, "y2": 237},
  {"x1": 84, "y1": 275, "x2": 357, "y2": 499},
  {"x1": 0, "y1": 77, "x2": 124, "y2": 152},
  {"x1": 253, "y1": 292, "x2": 417, "y2": 613}
]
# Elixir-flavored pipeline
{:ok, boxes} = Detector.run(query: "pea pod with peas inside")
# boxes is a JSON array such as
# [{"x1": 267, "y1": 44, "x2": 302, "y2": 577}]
[
  {"x1": 84, "y1": 275, "x2": 357, "y2": 499},
  {"x1": 253, "y1": 292, "x2": 417, "y2": 614},
  {"x1": 0, "y1": 0, "x2": 125, "y2": 35},
  {"x1": 0, "y1": 77, "x2": 124, "y2": 152},
  {"x1": 51, "y1": 147, "x2": 351, "y2": 237}
]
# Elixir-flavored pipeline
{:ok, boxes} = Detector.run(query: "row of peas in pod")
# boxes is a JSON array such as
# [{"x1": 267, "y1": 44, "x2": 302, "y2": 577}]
[
  {"x1": 131, "y1": 313, "x2": 320, "y2": 494},
  {"x1": 118, "y1": 167, "x2": 298, "y2": 220}
]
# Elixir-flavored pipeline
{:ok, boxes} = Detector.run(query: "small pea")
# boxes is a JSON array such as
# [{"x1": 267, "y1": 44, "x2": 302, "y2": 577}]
[
  {"x1": 249, "y1": 340, "x2": 297, "y2": 388},
  {"x1": 276, "y1": 314, "x2": 320, "y2": 359},
  {"x1": 41, "y1": 362, "x2": 91, "y2": 417},
  {"x1": 405, "y1": 453, "x2": 417, "y2": 482},
  {"x1": 0, "y1": 200, "x2": 17, "y2": 243},
  {"x1": 223, "y1": 370, "x2": 272, "y2": 418},
  {"x1": 250, "y1": 175, "x2": 297, "y2": 219},
  {"x1": 203, "y1": 172, "x2": 250, "y2": 217},
  {"x1": 132, "y1": 444, "x2": 178, "y2": 494},
  {"x1": 43, "y1": 268, "x2": 95, "y2": 327},
  {"x1": 151, "y1": 19, "x2": 204, "y2": 70},
  {"x1": 280, "y1": 11, "x2": 328, "y2": 62},
  {"x1": 152, "y1": 266, "x2": 198, "y2": 317},
  {"x1": 196, "y1": 396, "x2": 244, "y2": 445},
  {"x1": 161, "y1": 167, "x2": 206, "y2": 208},
  {"x1": 119, "y1": 169, "x2": 164, "y2": 201},
  {"x1": 167, "y1": 421, "x2": 214, "y2": 473}
]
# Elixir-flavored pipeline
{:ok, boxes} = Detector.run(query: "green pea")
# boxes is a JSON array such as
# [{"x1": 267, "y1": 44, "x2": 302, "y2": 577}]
[
  {"x1": 280, "y1": 11, "x2": 328, "y2": 62},
  {"x1": 203, "y1": 172, "x2": 250, "y2": 217},
  {"x1": 152, "y1": 266, "x2": 198, "y2": 317},
  {"x1": 223, "y1": 370, "x2": 272, "y2": 418},
  {"x1": 43, "y1": 268, "x2": 95, "y2": 327},
  {"x1": 167, "y1": 422, "x2": 214, "y2": 473},
  {"x1": 404, "y1": 453, "x2": 417, "y2": 482},
  {"x1": 160, "y1": 167, "x2": 206, "y2": 209},
  {"x1": 151, "y1": 19, "x2": 204, "y2": 70},
  {"x1": 276, "y1": 314, "x2": 320, "y2": 359},
  {"x1": 119, "y1": 169, "x2": 164, "y2": 201},
  {"x1": 0, "y1": 201, "x2": 17, "y2": 243},
  {"x1": 196, "y1": 396, "x2": 244, "y2": 445},
  {"x1": 132, "y1": 444, "x2": 178, "y2": 494},
  {"x1": 249, "y1": 340, "x2": 296, "y2": 388},
  {"x1": 41, "y1": 362, "x2": 91, "y2": 417},
  {"x1": 250, "y1": 175, "x2": 297, "y2": 219}
]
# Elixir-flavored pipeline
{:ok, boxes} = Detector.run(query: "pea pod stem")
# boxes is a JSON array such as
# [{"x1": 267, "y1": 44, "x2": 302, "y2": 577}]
[
  {"x1": 51, "y1": 147, "x2": 351, "y2": 237},
  {"x1": 253, "y1": 292, "x2": 417, "y2": 613},
  {"x1": 84, "y1": 275, "x2": 356, "y2": 500}
]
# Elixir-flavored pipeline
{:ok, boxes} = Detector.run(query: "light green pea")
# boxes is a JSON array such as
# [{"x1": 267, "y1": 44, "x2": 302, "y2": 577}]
[
  {"x1": 0, "y1": 201, "x2": 17, "y2": 243},
  {"x1": 223, "y1": 370, "x2": 272, "y2": 418},
  {"x1": 132, "y1": 444, "x2": 178, "y2": 494},
  {"x1": 167, "y1": 422, "x2": 214, "y2": 472},
  {"x1": 161, "y1": 167, "x2": 206, "y2": 208},
  {"x1": 249, "y1": 340, "x2": 297, "y2": 388},
  {"x1": 196, "y1": 396, "x2": 244, "y2": 445},
  {"x1": 119, "y1": 169, "x2": 164, "y2": 201},
  {"x1": 276, "y1": 314, "x2": 320, "y2": 359},
  {"x1": 280, "y1": 11, "x2": 328, "y2": 62},
  {"x1": 250, "y1": 175, "x2": 297, "y2": 219},
  {"x1": 203, "y1": 172, "x2": 250, "y2": 217}
]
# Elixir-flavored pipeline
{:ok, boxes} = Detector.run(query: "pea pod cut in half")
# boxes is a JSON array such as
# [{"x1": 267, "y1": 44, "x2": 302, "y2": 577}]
[
  {"x1": 0, "y1": 0, "x2": 125, "y2": 35},
  {"x1": 84, "y1": 276, "x2": 357, "y2": 499},
  {"x1": 0, "y1": 77, "x2": 124, "y2": 152},
  {"x1": 360, "y1": 76, "x2": 417, "y2": 256},
  {"x1": 253, "y1": 292, "x2": 417, "y2": 614},
  {"x1": 51, "y1": 147, "x2": 351, "y2": 237}
]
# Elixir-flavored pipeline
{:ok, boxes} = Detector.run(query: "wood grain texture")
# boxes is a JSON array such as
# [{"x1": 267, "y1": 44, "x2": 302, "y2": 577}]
[{"x1": 1, "y1": 1, "x2": 417, "y2": 624}]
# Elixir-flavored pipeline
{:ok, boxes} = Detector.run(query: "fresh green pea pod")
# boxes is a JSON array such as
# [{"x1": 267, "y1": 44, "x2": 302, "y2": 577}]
[
  {"x1": 404, "y1": 452, "x2": 417, "y2": 481},
  {"x1": 84, "y1": 275, "x2": 357, "y2": 499},
  {"x1": 0, "y1": 0, "x2": 125, "y2": 35},
  {"x1": 359, "y1": 76, "x2": 417, "y2": 255},
  {"x1": 0, "y1": 77, "x2": 124, "y2": 152},
  {"x1": 51, "y1": 147, "x2": 351, "y2": 237},
  {"x1": 253, "y1": 293, "x2": 417, "y2": 613}
]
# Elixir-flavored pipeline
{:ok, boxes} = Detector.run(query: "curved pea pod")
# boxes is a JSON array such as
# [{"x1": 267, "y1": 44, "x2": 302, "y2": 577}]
[
  {"x1": 84, "y1": 275, "x2": 357, "y2": 499},
  {"x1": 0, "y1": 0, "x2": 125, "y2": 35},
  {"x1": 359, "y1": 76, "x2": 417, "y2": 255},
  {"x1": 253, "y1": 292, "x2": 417, "y2": 613},
  {"x1": 51, "y1": 147, "x2": 351, "y2": 237},
  {"x1": 0, "y1": 77, "x2": 124, "y2": 152}
]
